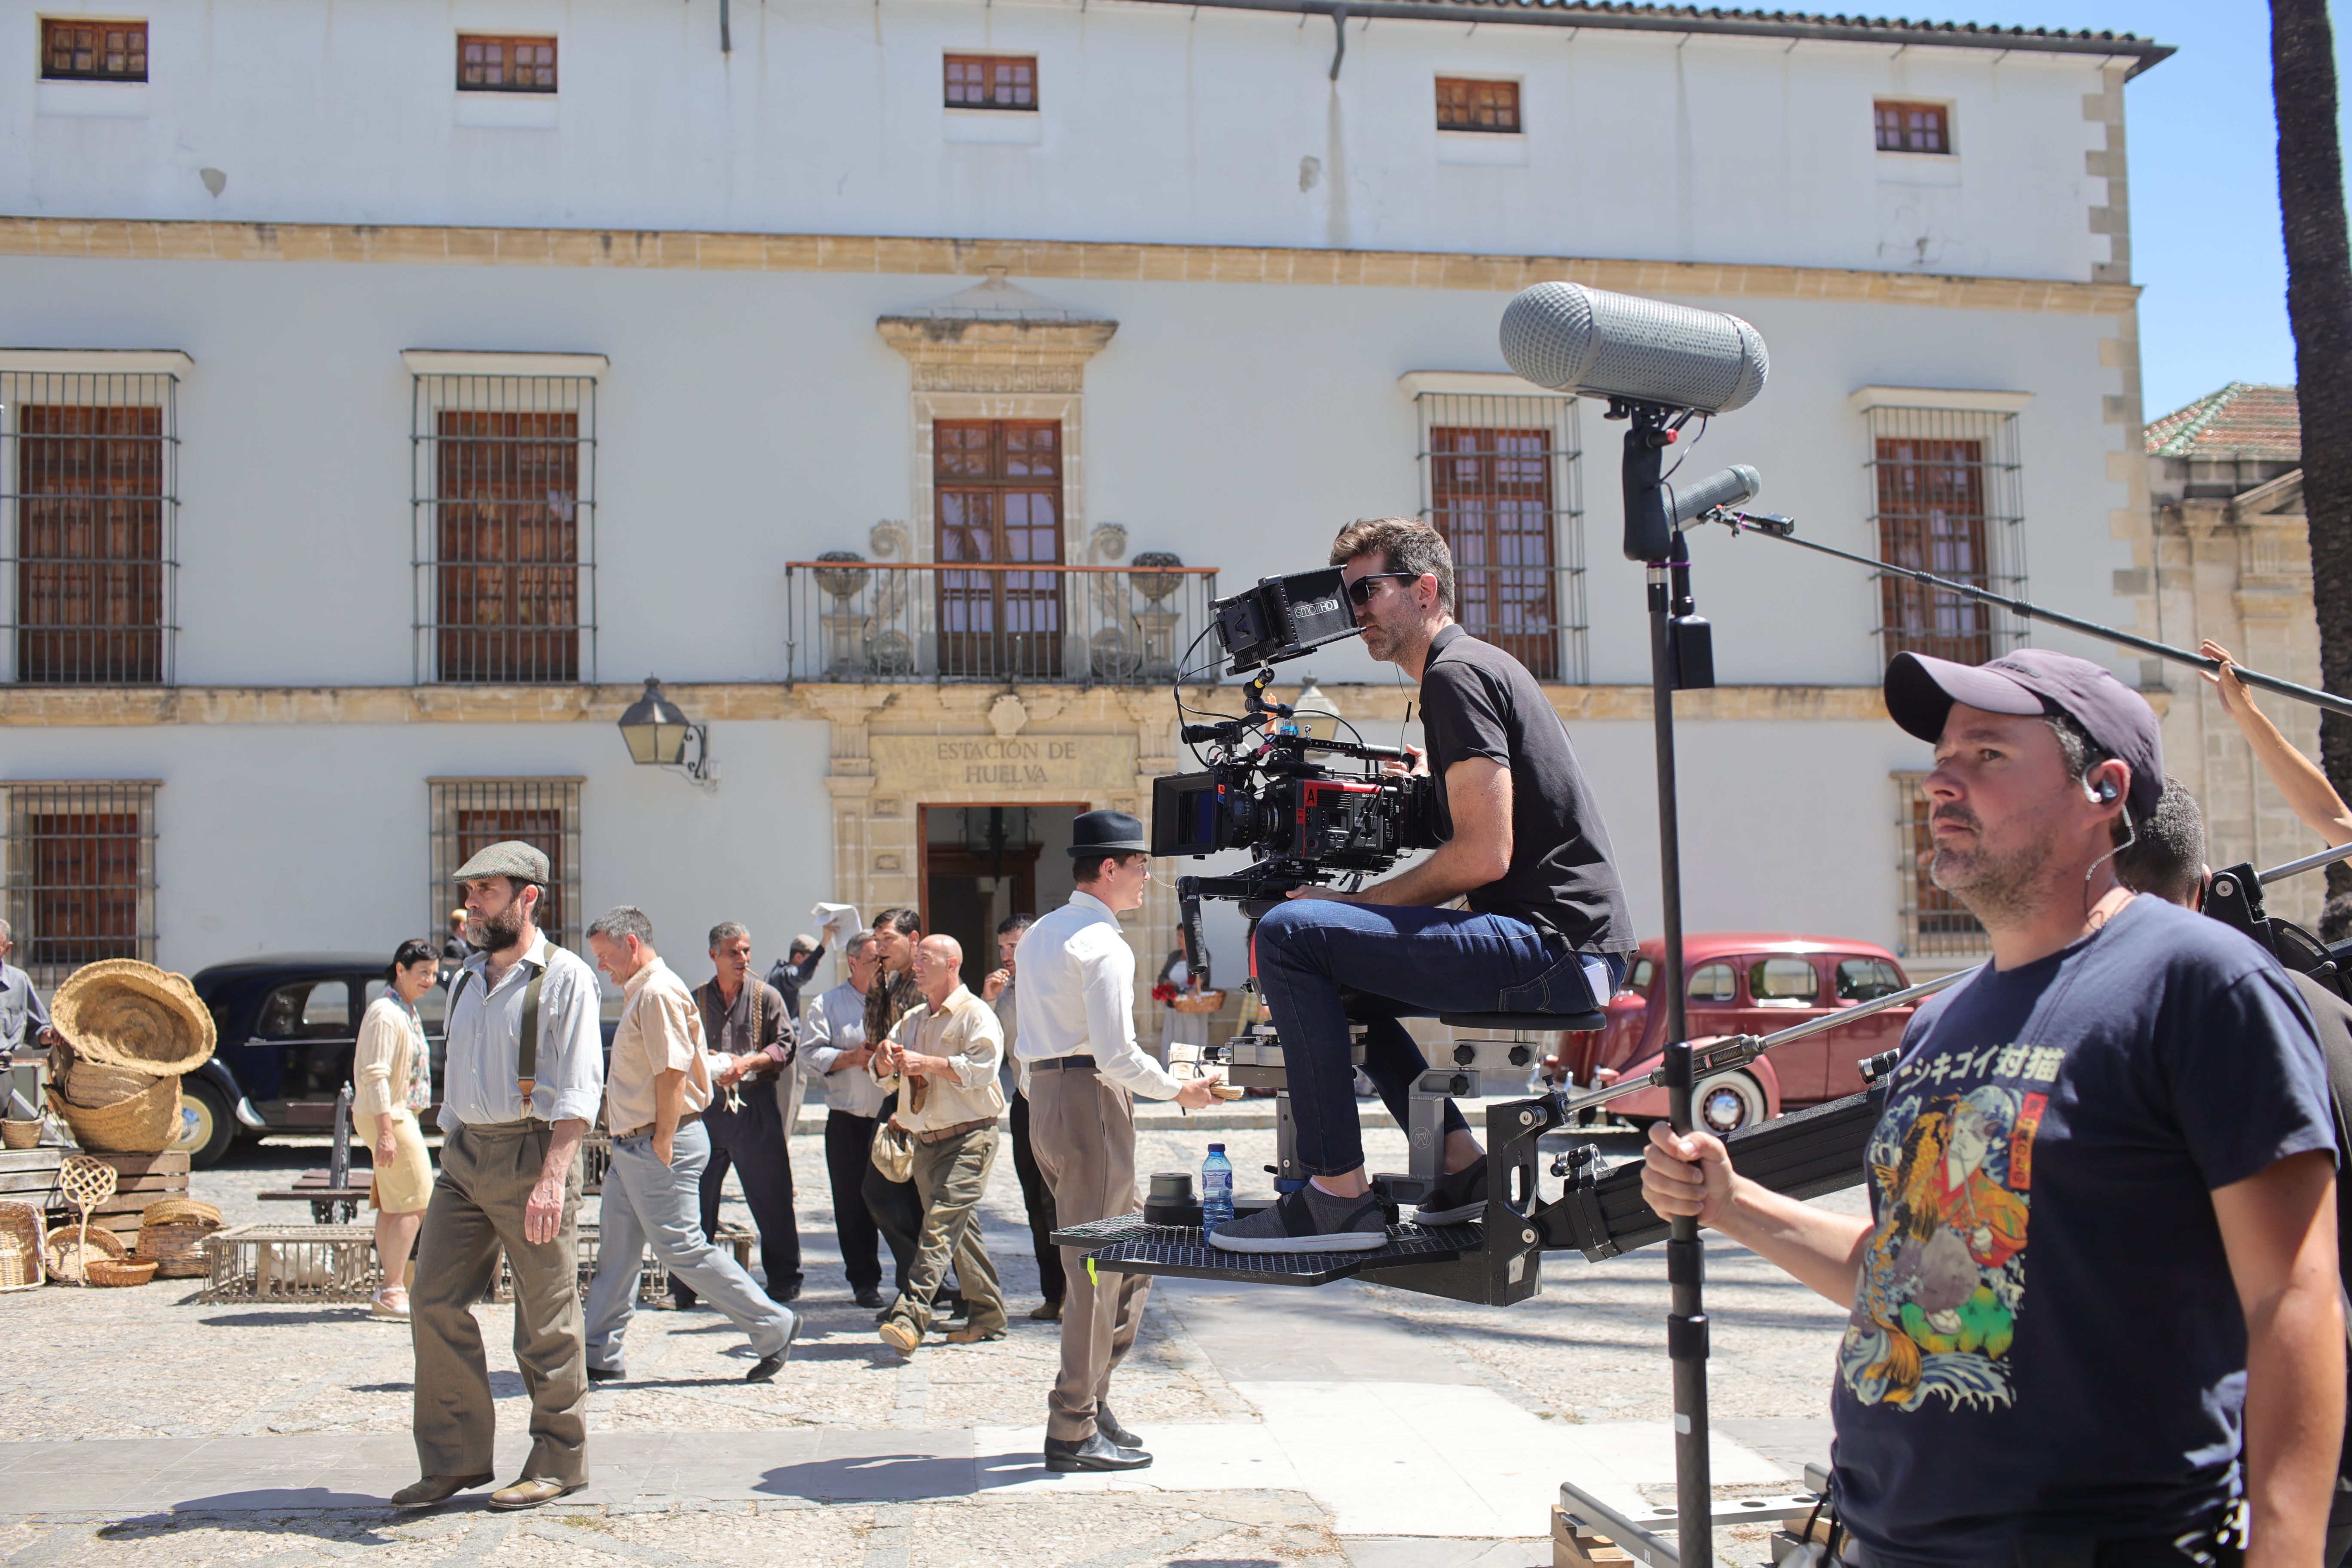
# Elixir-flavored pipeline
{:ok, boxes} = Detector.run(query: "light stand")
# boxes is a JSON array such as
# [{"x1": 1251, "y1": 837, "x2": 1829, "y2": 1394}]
[{"x1": 1613, "y1": 395, "x2": 1713, "y2": 1565}]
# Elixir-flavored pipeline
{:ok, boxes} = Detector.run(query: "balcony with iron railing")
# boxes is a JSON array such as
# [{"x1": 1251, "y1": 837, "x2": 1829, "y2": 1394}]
[{"x1": 784, "y1": 554, "x2": 1219, "y2": 686}]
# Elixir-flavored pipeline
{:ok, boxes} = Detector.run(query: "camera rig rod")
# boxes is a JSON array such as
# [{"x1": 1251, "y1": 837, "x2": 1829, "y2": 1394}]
[
  {"x1": 2257, "y1": 839, "x2": 2352, "y2": 887},
  {"x1": 1707, "y1": 510, "x2": 2352, "y2": 722}
]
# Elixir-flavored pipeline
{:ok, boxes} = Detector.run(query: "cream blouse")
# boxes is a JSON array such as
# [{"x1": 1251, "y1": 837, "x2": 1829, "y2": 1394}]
[{"x1": 355, "y1": 994, "x2": 430, "y2": 1121}]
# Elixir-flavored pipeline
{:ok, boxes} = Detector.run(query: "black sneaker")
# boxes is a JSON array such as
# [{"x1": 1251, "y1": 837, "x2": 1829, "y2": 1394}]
[
  {"x1": 1414, "y1": 1157, "x2": 1489, "y2": 1227},
  {"x1": 1208, "y1": 1185, "x2": 1388, "y2": 1254}
]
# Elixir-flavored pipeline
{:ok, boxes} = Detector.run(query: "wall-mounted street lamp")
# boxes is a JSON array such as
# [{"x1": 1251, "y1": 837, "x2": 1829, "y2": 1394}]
[
  {"x1": 1289, "y1": 676, "x2": 1342, "y2": 743},
  {"x1": 616, "y1": 677, "x2": 720, "y2": 790}
]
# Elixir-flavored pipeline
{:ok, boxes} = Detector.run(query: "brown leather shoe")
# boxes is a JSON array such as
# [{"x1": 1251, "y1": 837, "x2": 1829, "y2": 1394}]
[
  {"x1": 390, "y1": 1473, "x2": 494, "y2": 1509},
  {"x1": 878, "y1": 1317, "x2": 921, "y2": 1355},
  {"x1": 486, "y1": 1477, "x2": 583, "y2": 1511},
  {"x1": 943, "y1": 1324, "x2": 1007, "y2": 1344},
  {"x1": 1028, "y1": 1298, "x2": 1064, "y2": 1322}
]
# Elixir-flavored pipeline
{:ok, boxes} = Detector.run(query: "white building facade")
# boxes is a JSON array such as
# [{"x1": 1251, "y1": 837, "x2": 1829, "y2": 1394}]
[{"x1": 0, "y1": 0, "x2": 2168, "y2": 1002}]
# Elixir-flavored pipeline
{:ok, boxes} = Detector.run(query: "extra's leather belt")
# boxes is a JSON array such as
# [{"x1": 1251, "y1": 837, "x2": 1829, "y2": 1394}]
[
  {"x1": 916, "y1": 1115, "x2": 995, "y2": 1145},
  {"x1": 1030, "y1": 1055, "x2": 1096, "y2": 1072},
  {"x1": 612, "y1": 1111, "x2": 701, "y2": 1142}
]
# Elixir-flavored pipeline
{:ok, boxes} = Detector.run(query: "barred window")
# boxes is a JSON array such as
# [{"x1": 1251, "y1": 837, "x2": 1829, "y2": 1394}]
[
  {"x1": 1865, "y1": 406, "x2": 2024, "y2": 665},
  {"x1": 1413, "y1": 388, "x2": 1584, "y2": 683},
  {"x1": 2, "y1": 781, "x2": 159, "y2": 990},
  {"x1": 429, "y1": 778, "x2": 582, "y2": 947},
  {"x1": 410, "y1": 369, "x2": 597, "y2": 684},
  {"x1": 1894, "y1": 771, "x2": 1986, "y2": 960},
  {"x1": 945, "y1": 54, "x2": 1035, "y2": 110},
  {"x1": 458, "y1": 35, "x2": 557, "y2": 93},
  {"x1": 1, "y1": 370, "x2": 180, "y2": 685},
  {"x1": 43, "y1": 19, "x2": 146, "y2": 82},
  {"x1": 1874, "y1": 100, "x2": 1951, "y2": 154},
  {"x1": 1436, "y1": 78, "x2": 1520, "y2": 134}
]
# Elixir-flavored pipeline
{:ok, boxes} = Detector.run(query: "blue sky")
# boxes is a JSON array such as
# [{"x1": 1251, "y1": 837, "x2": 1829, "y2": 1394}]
[{"x1": 1954, "y1": 0, "x2": 2337, "y2": 417}]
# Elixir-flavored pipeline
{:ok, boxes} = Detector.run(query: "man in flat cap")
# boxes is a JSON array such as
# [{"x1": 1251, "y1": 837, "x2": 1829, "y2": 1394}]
[
  {"x1": 1015, "y1": 810, "x2": 1223, "y2": 1472},
  {"x1": 397, "y1": 841, "x2": 606, "y2": 1513}
]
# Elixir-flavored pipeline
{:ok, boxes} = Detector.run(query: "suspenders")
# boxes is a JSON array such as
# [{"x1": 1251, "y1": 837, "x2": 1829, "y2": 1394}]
[{"x1": 447, "y1": 961, "x2": 548, "y2": 1110}]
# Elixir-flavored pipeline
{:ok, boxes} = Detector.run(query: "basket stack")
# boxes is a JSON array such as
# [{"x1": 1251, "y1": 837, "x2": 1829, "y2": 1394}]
[
  {"x1": 43, "y1": 962, "x2": 214, "y2": 1155},
  {"x1": 136, "y1": 1197, "x2": 223, "y2": 1277}
]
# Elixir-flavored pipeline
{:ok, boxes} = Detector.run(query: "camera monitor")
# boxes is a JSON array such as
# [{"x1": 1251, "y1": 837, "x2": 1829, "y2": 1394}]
[{"x1": 1212, "y1": 568, "x2": 1358, "y2": 672}]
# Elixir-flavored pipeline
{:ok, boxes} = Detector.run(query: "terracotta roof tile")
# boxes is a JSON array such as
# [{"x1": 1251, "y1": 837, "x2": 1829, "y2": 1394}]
[{"x1": 2144, "y1": 383, "x2": 2300, "y2": 461}]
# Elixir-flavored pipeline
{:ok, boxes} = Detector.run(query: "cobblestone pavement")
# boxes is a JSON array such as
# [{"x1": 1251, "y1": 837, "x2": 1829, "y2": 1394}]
[{"x1": 0, "y1": 1118, "x2": 1861, "y2": 1565}]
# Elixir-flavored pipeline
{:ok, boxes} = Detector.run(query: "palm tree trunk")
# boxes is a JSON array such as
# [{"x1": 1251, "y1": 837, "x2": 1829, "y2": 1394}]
[{"x1": 2273, "y1": 0, "x2": 2352, "y2": 910}]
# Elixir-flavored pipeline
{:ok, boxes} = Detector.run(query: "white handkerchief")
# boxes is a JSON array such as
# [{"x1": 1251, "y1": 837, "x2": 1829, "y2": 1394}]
[{"x1": 812, "y1": 902, "x2": 862, "y2": 939}]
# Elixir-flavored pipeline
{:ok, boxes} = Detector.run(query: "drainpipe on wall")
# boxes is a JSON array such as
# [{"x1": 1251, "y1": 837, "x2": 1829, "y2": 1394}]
[{"x1": 1329, "y1": 5, "x2": 1347, "y2": 79}]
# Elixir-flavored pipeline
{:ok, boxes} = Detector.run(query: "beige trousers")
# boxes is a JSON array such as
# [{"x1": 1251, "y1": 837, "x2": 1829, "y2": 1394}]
[
  {"x1": 410, "y1": 1119, "x2": 588, "y2": 1485},
  {"x1": 891, "y1": 1125, "x2": 1005, "y2": 1335},
  {"x1": 1027, "y1": 1064, "x2": 1149, "y2": 1442}
]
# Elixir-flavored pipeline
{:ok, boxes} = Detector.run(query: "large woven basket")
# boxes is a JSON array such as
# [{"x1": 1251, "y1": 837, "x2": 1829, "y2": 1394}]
[
  {"x1": 0, "y1": 1202, "x2": 44, "y2": 1290},
  {"x1": 45, "y1": 1222, "x2": 128, "y2": 1284},
  {"x1": 51, "y1": 1042, "x2": 159, "y2": 1109},
  {"x1": 46, "y1": 1073, "x2": 181, "y2": 1155},
  {"x1": 138, "y1": 1198, "x2": 224, "y2": 1277},
  {"x1": 52, "y1": 960, "x2": 215, "y2": 1076}
]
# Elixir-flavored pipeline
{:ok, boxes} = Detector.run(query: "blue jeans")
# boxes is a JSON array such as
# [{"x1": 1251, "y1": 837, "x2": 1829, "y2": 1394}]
[
  {"x1": 585, "y1": 1118, "x2": 794, "y2": 1373},
  {"x1": 1252, "y1": 900, "x2": 1619, "y2": 1177}
]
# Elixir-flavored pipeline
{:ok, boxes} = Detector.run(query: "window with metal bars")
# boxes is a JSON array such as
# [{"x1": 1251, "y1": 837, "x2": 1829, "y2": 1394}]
[
  {"x1": 429, "y1": 778, "x2": 582, "y2": 947},
  {"x1": 458, "y1": 34, "x2": 557, "y2": 92},
  {"x1": 1874, "y1": 100, "x2": 1951, "y2": 154},
  {"x1": 1893, "y1": 772, "x2": 1986, "y2": 959},
  {"x1": 935, "y1": 420, "x2": 1065, "y2": 680},
  {"x1": 944, "y1": 54, "x2": 1036, "y2": 110},
  {"x1": 1865, "y1": 406, "x2": 2024, "y2": 665},
  {"x1": 1415, "y1": 393, "x2": 1584, "y2": 683},
  {"x1": 411, "y1": 376, "x2": 595, "y2": 684},
  {"x1": 1436, "y1": 78, "x2": 1520, "y2": 134},
  {"x1": 2, "y1": 781, "x2": 158, "y2": 989},
  {"x1": 42, "y1": 19, "x2": 146, "y2": 81},
  {"x1": 1, "y1": 372, "x2": 179, "y2": 685}
]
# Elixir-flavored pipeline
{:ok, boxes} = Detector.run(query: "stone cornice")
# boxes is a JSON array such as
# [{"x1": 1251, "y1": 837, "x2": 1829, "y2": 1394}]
[
  {"x1": 0, "y1": 681, "x2": 1892, "y2": 726},
  {"x1": 0, "y1": 217, "x2": 2141, "y2": 316}
]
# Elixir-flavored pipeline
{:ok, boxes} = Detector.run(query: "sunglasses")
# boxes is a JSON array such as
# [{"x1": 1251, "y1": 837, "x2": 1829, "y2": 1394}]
[{"x1": 1346, "y1": 572, "x2": 1419, "y2": 606}]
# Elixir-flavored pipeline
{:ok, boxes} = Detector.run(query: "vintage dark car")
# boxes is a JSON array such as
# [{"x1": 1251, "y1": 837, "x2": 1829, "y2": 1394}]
[
  {"x1": 1554, "y1": 932, "x2": 1920, "y2": 1137},
  {"x1": 176, "y1": 953, "x2": 453, "y2": 1167}
]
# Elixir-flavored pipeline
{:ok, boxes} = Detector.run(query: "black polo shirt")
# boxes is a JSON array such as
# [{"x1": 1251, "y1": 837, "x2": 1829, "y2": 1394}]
[{"x1": 1418, "y1": 623, "x2": 1635, "y2": 955}]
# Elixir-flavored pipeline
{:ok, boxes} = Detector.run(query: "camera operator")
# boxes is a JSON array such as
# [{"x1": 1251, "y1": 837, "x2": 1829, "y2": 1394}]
[
  {"x1": 1213, "y1": 518, "x2": 1635, "y2": 1256},
  {"x1": 1643, "y1": 650, "x2": 2341, "y2": 1566}
]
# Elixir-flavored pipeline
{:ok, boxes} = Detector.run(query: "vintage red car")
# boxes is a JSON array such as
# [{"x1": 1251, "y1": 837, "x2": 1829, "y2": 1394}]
[{"x1": 1555, "y1": 933, "x2": 1920, "y2": 1136}]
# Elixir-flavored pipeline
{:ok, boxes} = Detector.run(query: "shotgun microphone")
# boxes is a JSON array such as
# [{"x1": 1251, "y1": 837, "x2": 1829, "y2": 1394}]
[
  {"x1": 1499, "y1": 283, "x2": 1770, "y2": 415},
  {"x1": 1669, "y1": 465, "x2": 1761, "y2": 526}
]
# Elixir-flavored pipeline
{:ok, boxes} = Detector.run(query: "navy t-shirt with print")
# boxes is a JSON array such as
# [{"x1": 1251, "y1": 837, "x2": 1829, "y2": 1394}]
[{"x1": 1830, "y1": 896, "x2": 2332, "y2": 1563}]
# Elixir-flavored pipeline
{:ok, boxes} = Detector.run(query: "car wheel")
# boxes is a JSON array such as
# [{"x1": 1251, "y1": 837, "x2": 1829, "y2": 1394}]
[
  {"x1": 173, "y1": 1080, "x2": 236, "y2": 1168},
  {"x1": 1696, "y1": 1072, "x2": 1766, "y2": 1136}
]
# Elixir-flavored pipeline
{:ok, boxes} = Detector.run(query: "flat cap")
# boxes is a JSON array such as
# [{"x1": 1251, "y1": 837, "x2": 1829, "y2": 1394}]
[{"x1": 453, "y1": 839, "x2": 552, "y2": 885}]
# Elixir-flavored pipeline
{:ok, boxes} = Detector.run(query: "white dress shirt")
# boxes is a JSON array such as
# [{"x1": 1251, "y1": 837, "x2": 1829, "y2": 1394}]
[
  {"x1": 438, "y1": 933, "x2": 605, "y2": 1131},
  {"x1": 1014, "y1": 890, "x2": 1183, "y2": 1101},
  {"x1": 800, "y1": 980, "x2": 888, "y2": 1118}
]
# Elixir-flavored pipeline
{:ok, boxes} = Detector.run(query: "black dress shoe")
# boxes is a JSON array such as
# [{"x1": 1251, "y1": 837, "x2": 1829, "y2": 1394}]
[
  {"x1": 1044, "y1": 1433, "x2": 1152, "y2": 1473},
  {"x1": 585, "y1": 1366, "x2": 625, "y2": 1384},
  {"x1": 854, "y1": 1286, "x2": 886, "y2": 1309},
  {"x1": 1094, "y1": 1403, "x2": 1141, "y2": 1449},
  {"x1": 772, "y1": 1280, "x2": 803, "y2": 1304}
]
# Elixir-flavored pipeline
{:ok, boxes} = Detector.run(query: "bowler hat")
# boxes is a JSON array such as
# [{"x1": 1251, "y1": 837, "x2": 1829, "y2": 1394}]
[
  {"x1": 1069, "y1": 809, "x2": 1148, "y2": 857},
  {"x1": 453, "y1": 839, "x2": 552, "y2": 885}
]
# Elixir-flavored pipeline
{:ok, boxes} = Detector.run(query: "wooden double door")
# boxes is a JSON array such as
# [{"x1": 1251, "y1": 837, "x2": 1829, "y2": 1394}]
[{"x1": 935, "y1": 420, "x2": 1064, "y2": 680}]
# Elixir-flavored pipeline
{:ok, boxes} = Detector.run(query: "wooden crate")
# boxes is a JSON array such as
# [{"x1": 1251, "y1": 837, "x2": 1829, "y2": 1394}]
[
  {"x1": 0, "y1": 1149, "x2": 65, "y2": 1210},
  {"x1": 199, "y1": 1221, "x2": 756, "y2": 1305},
  {"x1": 1552, "y1": 1505, "x2": 1634, "y2": 1568},
  {"x1": 43, "y1": 1152, "x2": 189, "y2": 1241}
]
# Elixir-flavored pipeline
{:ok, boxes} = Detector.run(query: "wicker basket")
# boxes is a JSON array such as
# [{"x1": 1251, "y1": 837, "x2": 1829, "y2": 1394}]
[
  {"x1": 0, "y1": 1202, "x2": 44, "y2": 1290},
  {"x1": 46, "y1": 1074, "x2": 181, "y2": 1155},
  {"x1": 45, "y1": 1222, "x2": 128, "y2": 1284},
  {"x1": 52, "y1": 1042, "x2": 161, "y2": 1109},
  {"x1": 52, "y1": 960, "x2": 216, "y2": 1076},
  {"x1": 85, "y1": 1256, "x2": 158, "y2": 1287},
  {"x1": 0, "y1": 1120, "x2": 39, "y2": 1151},
  {"x1": 137, "y1": 1197, "x2": 224, "y2": 1278},
  {"x1": 1170, "y1": 989, "x2": 1227, "y2": 1016}
]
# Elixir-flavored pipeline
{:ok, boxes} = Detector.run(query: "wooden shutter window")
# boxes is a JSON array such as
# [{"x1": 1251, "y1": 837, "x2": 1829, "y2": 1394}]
[
  {"x1": 1436, "y1": 78, "x2": 1520, "y2": 134},
  {"x1": 934, "y1": 420, "x2": 1064, "y2": 680},
  {"x1": 1429, "y1": 426, "x2": 1558, "y2": 679},
  {"x1": 1874, "y1": 100, "x2": 1950, "y2": 154},
  {"x1": 458, "y1": 35, "x2": 558, "y2": 93},
  {"x1": 944, "y1": 54, "x2": 1037, "y2": 110},
  {"x1": 1875, "y1": 437, "x2": 1991, "y2": 665},
  {"x1": 42, "y1": 20, "x2": 147, "y2": 82},
  {"x1": 15, "y1": 404, "x2": 167, "y2": 684},
  {"x1": 435, "y1": 410, "x2": 582, "y2": 683}
]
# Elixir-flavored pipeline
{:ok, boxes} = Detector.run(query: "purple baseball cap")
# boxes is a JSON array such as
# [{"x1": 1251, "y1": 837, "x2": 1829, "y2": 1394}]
[{"x1": 1883, "y1": 648, "x2": 2164, "y2": 821}]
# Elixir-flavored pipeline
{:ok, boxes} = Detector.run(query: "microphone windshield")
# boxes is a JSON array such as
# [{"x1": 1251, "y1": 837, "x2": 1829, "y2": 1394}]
[
  {"x1": 1500, "y1": 282, "x2": 1769, "y2": 415},
  {"x1": 1669, "y1": 465, "x2": 1762, "y2": 525}
]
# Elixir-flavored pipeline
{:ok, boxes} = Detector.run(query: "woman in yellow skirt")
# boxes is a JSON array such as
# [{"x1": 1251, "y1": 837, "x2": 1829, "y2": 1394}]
[{"x1": 356, "y1": 938, "x2": 440, "y2": 1320}]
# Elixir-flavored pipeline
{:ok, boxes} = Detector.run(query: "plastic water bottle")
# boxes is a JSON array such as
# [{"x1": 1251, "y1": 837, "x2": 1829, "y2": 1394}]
[{"x1": 1200, "y1": 1143, "x2": 1234, "y2": 1234}]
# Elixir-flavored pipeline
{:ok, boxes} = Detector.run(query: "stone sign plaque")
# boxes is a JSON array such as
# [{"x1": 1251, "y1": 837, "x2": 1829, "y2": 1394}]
[{"x1": 868, "y1": 733, "x2": 1137, "y2": 795}]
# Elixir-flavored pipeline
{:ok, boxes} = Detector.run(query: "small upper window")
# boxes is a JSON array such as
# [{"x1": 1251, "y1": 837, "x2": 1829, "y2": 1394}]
[
  {"x1": 459, "y1": 34, "x2": 557, "y2": 93},
  {"x1": 42, "y1": 19, "x2": 147, "y2": 82},
  {"x1": 945, "y1": 54, "x2": 1036, "y2": 111},
  {"x1": 1436, "y1": 77, "x2": 1520, "y2": 134},
  {"x1": 1874, "y1": 100, "x2": 1951, "y2": 154}
]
